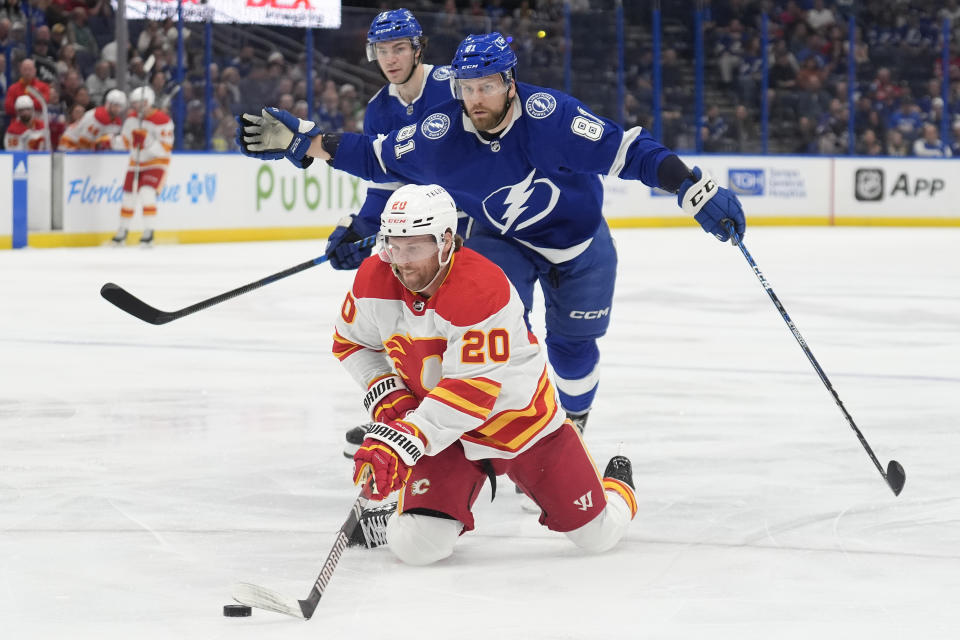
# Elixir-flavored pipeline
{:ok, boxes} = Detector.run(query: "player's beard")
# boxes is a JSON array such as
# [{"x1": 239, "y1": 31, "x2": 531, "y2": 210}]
[{"x1": 468, "y1": 93, "x2": 512, "y2": 132}]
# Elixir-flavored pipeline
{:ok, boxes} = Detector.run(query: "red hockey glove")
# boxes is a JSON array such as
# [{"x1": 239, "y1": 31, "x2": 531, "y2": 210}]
[
  {"x1": 363, "y1": 374, "x2": 418, "y2": 422},
  {"x1": 352, "y1": 421, "x2": 426, "y2": 500}
]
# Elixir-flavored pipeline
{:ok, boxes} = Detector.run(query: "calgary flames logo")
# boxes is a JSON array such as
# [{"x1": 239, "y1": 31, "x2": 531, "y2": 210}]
[{"x1": 384, "y1": 333, "x2": 447, "y2": 398}]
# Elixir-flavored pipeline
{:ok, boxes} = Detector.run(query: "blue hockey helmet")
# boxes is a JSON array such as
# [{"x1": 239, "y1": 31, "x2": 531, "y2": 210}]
[
  {"x1": 366, "y1": 9, "x2": 423, "y2": 62},
  {"x1": 450, "y1": 32, "x2": 517, "y2": 81}
]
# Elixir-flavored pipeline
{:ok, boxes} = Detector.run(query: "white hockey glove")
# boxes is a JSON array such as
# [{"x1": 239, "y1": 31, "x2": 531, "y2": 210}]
[{"x1": 236, "y1": 107, "x2": 321, "y2": 168}]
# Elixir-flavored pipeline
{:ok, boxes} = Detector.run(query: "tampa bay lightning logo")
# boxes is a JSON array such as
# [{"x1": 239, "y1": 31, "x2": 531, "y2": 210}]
[
  {"x1": 421, "y1": 113, "x2": 450, "y2": 139},
  {"x1": 481, "y1": 169, "x2": 561, "y2": 234},
  {"x1": 525, "y1": 92, "x2": 557, "y2": 119},
  {"x1": 431, "y1": 65, "x2": 453, "y2": 81}
]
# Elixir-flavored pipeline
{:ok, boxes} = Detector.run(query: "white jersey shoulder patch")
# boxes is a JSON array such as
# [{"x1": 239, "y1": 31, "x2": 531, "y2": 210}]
[
  {"x1": 420, "y1": 113, "x2": 451, "y2": 139},
  {"x1": 525, "y1": 92, "x2": 557, "y2": 119}
]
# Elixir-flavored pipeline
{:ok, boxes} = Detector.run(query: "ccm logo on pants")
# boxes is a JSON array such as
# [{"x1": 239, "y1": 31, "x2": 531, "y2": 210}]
[{"x1": 569, "y1": 308, "x2": 609, "y2": 319}]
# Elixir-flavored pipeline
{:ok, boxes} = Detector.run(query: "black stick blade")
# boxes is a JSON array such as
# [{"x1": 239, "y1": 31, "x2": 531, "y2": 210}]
[
  {"x1": 100, "y1": 283, "x2": 173, "y2": 325},
  {"x1": 886, "y1": 460, "x2": 906, "y2": 496}
]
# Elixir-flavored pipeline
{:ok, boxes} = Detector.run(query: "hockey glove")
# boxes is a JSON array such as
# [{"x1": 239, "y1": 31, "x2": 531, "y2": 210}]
[
  {"x1": 363, "y1": 374, "x2": 419, "y2": 422},
  {"x1": 236, "y1": 107, "x2": 321, "y2": 168},
  {"x1": 678, "y1": 167, "x2": 746, "y2": 243},
  {"x1": 325, "y1": 214, "x2": 379, "y2": 270},
  {"x1": 353, "y1": 420, "x2": 426, "y2": 500}
]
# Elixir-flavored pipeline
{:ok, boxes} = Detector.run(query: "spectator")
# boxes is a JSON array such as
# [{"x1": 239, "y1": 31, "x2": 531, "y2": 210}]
[
  {"x1": 228, "y1": 44, "x2": 255, "y2": 77},
  {"x1": 210, "y1": 114, "x2": 237, "y2": 151},
  {"x1": 806, "y1": 0, "x2": 836, "y2": 32},
  {"x1": 0, "y1": 52, "x2": 7, "y2": 103},
  {"x1": 912, "y1": 122, "x2": 952, "y2": 157},
  {"x1": 66, "y1": 7, "x2": 98, "y2": 59},
  {"x1": 55, "y1": 42, "x2": 78, "y2": 76},
  {"x1": 700, "y1": 104, "x2": 729, "y2": 152},
  {"x1": 85, "y1": 59, "x2": 115, "y2": 105},
  {"x1": 887, "y1": 100, "x2": 924, "y2": 141},
  {"x1": 181, "y1": 99, "x2": 205, "y2": 150},
  {"x1": 857, "y1": 128, "x2": 883, "y2": 155},
  {"x1": 885, "y1": 129, "x2": 910, "y2": 156},
  {"x1": 49, "y1": 22, "x2": 66, "y2": 57},
  {"x1": 128, "y1": 56, "x2": 148, "y2": 88},
  {"x1": 951, "y1": 119, "x2": 960, "y2": 157},
  {"x1": 4, "y1": 57, "x2": 51, "y2": 116},
  {"x1": 72, "y1": 85, "x2": 91, "y2": 111},
  {"x1": 136, "y1": 20, "x2": 161, "y2": 55},
  {"x1": 59, "y1": 68, "x2": 82, "y2": 107},
  {"x1": 729, "y1": 104, "x2": 759, "y2": 152}
]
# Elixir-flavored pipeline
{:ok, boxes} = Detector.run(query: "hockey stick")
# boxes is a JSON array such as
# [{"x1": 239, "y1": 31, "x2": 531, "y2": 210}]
[
  {"x1": 723, "y1": 221, "x2": 905, "y2": 496},
  {"x1": 232, "y1": 486, "x2": 373, "y2": 620},
  {"x1": 100, "y1": 235, "x2": 377, "y2": 325}
]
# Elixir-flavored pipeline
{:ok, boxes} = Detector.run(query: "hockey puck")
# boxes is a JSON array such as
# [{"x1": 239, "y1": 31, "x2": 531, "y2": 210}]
[{"x1": 223, "y1": 604, "x2": 252, "y2": 617}]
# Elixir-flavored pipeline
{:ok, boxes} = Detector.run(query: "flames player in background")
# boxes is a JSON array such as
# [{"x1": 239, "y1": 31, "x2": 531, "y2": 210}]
[
  {"x1": 324, "y1": 8, "x2": 457, "y2": 275},
  {"x1": 4, "y1": 95, "x2": 49, "y2": 150},
  {"x1": 112, "y1": 86, "x2": 174, "y2": 247},
  {"x1": 58, "y1": 89, "x2": 127, "y2": 151},
  {"x1": 238, "y1": 33, "x2": 747, "y2": 445},
  {"x1": 334, "y1": 184, "x2": 637, "y2": 565}
]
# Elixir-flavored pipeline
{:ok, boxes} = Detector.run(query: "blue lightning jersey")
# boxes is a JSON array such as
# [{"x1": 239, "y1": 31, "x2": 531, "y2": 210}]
[
  {"x1": 357, "y1": 64, "x2": 457, "y2": 222},
  {"x1": 334, "y1": 82, "x2": 676, "y2": 263}
]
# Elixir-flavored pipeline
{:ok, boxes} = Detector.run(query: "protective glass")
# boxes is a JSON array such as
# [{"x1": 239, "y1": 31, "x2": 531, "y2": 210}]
[
  {"x1": 377, "y1": 234, "x2": 441, "y2": 265},
  {"x1": 366, "y1": 39, "x2": 416, "y2": 63},
  {"x1": 453, "y1": 75, "x2": 510, "y2": 100}
]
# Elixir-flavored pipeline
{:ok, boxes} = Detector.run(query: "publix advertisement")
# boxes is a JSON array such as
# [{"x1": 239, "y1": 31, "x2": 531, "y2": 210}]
[{"x1": 58, "y1": 152, "x2": 368, "y2": 233}]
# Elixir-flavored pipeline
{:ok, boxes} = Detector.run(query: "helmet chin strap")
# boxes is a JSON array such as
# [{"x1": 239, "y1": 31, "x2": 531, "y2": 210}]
[
  {"x1": 391, "y1": 241, "x2": 453, "y2": 295},
  {"x1": 397, "y1": 45, "x2": 422, "y2": 86}
]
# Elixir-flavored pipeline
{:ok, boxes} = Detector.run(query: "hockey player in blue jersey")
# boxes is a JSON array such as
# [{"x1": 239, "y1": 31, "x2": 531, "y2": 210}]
[
  {"x1": 237, "y1": 32, "x2": 746, "y2": 436},
  {"x1": 324, "y1": 8, "x2": 456, "y2": 271}
]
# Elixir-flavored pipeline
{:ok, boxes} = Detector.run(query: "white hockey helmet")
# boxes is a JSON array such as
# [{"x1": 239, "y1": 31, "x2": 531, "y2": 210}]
[
  {"x1": 378, "y1": 184, "x2": 458, "y2": 266},
  {"x1": 14, "y1": 95, "x2": 34, "y2": 111},
  {"x1": 105, "y1": 89, "x2": 127, "y2": 107},
  {"x1": 129, "y1": 86, "x2": 155, "y2": 109}
]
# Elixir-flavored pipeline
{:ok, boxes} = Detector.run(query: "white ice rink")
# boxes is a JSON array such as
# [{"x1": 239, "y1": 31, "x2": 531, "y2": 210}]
[{"x1": 1, "y1": 227, "x2": 958, "y2": 639}]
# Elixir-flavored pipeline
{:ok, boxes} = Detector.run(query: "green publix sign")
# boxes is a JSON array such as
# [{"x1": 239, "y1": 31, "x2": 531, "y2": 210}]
[{"x1": 255, "y1": 164, "x2": 365, "y2": 212}]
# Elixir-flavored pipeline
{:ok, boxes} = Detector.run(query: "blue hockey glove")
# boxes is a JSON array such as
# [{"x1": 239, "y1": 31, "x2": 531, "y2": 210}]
[
  {"x1": 325, "y1": 214, "x2": 378, "y2": 270},
  {"x1": 236, "y1": 108, "x2": 321, "y2": 168},
  {"x1": 678, "y1": 167, "x2": 746, "y2": 243}
]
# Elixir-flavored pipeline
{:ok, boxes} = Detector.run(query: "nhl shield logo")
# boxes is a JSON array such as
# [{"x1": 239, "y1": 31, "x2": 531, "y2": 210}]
[
  {"x1": 421, "y1": 113, "x2": 450, "y2": 139},
  {"x1": 525, "y1": 92, "x2": 557, "y2": 119}
]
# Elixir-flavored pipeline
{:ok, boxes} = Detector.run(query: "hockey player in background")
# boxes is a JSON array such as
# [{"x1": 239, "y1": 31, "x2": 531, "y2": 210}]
[
  {"x1": 237, "y1": 33, "x2": 746, "y2": 440},
  {"x1": 4, "y1": 95, "x2": 49, "y2": 150},
  {"x1": 58, "y1": 89, "x2": 127, "y2": 151},
  {"x1": 323, "y1": 8, "x2": 456, "y2": 273},
  {"x1": 112, "y1": 86, "x2": 174, "y2": 246},
  {"x1": 335, "y1": 183, "x2": 637, "y2": 565}
]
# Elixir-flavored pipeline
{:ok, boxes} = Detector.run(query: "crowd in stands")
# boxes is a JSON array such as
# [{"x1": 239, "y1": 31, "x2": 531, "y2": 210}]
[{"x1": 0, "y1": 0, "x2": 957, "y2": 157}]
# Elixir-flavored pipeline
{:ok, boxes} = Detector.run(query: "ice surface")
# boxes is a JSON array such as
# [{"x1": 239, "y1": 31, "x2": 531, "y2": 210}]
[{"x1": 1, "y1": 227, "x2": 958, "y2": 638}]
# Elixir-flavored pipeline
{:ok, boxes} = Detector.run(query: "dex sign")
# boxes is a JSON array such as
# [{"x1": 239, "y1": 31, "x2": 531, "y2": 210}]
[{"x1": 118, "y1": 0, "x2": 341, "y2": 28}]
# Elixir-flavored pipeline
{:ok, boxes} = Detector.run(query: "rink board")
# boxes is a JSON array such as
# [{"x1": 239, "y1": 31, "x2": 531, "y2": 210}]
[{"x1": 2, "y1": 152, "x2": 959, "y2": 249}]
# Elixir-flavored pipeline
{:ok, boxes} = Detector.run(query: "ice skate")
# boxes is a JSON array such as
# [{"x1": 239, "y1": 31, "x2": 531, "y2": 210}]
[
  {"x1": 110, "y1": 229, "x2": 128, "y2": 246},
  {"x1": 139, "y1": 229, "x2": 154, "y2": 246}
]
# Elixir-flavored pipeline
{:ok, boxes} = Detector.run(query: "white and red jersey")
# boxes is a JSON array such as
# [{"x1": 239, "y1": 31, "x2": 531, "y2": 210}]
[
  {"x1": 121, "y1": 107, "x2": 174, "y2": 172},
  {"x1": 4, "y1": 118, "x2": 49, "y2": 151},
  {"x1": 59, "y1": 106, "x2": 123, "y2": 151},
  {"x1": 333, "y1": 248, "x2": 565, "y2": 461}
]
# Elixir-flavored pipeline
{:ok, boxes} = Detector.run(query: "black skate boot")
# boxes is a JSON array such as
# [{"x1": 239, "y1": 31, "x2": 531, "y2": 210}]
[
  {"x1": 111, "y1": 229, "x2": 128, "y2": 245},
  {"x1": 346, "y1": 500, "x2": 397, "y2": 549},
  {"x1": 566, "y1": 411, "x2": 589, "y2": 434},
  {"x1": 603, "y1": 455, "x2": 635, "y2": 490},
  {"x1": 139, "y1": 229, "x2": 154, "y2": 246}
]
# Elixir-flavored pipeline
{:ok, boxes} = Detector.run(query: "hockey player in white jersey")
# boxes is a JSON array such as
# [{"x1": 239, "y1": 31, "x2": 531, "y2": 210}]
[
  {"x1": 112, "y1": 86, "x2": 174, "y2": 246},
  {"x1": 237, "y1": 33, "x2": 747, "y2": 439},
  {"x1": 323, "y1": 8, "x2": 457, "y2": 271},
  {"x1": 333, "y1": 183, "x2": 637, "y2": 564}
]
